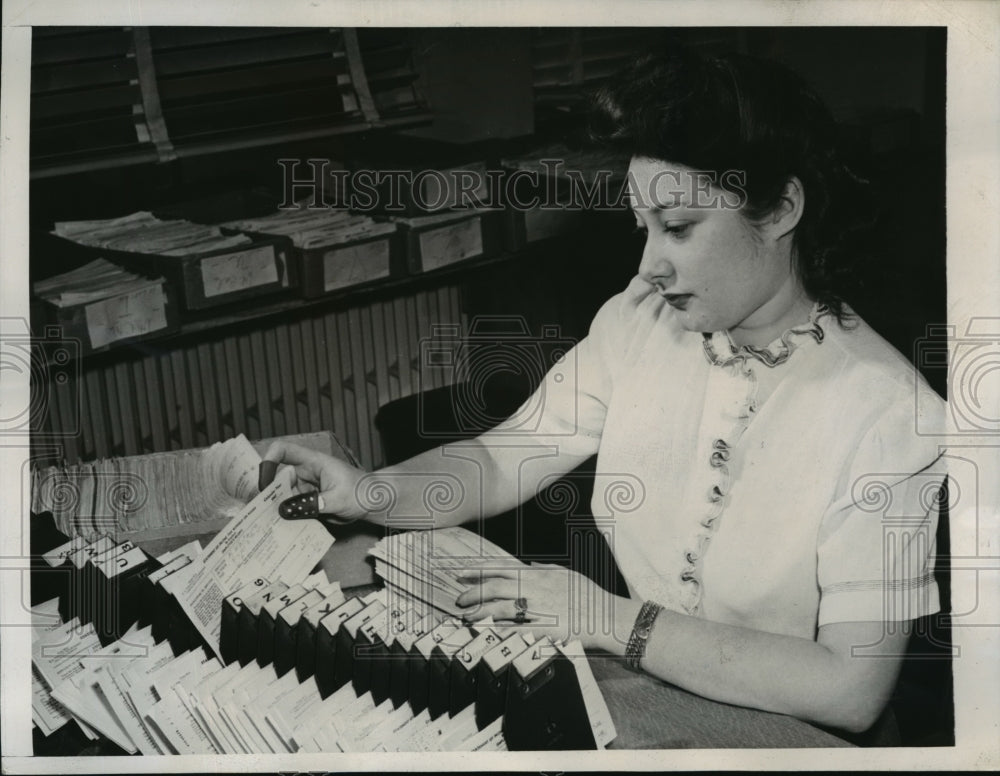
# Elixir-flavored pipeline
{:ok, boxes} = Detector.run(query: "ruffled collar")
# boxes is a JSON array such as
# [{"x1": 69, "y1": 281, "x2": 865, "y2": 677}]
[{"x1": 702, "y1": 303, "x2": 829, "y2": 368}]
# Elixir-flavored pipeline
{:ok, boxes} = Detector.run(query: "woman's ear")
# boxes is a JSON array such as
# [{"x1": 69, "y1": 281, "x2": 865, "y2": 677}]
[{"x1": 767, "y1": 176, "x2": 805, "y2": 239}]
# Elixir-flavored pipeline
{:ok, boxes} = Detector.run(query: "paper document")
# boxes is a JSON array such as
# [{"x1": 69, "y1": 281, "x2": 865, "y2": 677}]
[{"x1": 174, "y1": 469, "x2": 335, "y2": 657}]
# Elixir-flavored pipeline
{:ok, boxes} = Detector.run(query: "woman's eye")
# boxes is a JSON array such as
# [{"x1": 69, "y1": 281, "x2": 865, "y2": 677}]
[{"x1": 664, "y1": 222, "x2": 691, "y2": 237}]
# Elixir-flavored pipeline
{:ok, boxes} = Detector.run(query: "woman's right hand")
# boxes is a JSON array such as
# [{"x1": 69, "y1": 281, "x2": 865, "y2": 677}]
[{"x1": 259, "y1": 441, "x2": 370, "y2": 524}]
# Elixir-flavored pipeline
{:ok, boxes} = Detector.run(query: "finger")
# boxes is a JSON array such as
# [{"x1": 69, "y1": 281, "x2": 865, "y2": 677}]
[
  {"x1": 454, "y1": 578, "x2": 519, "y2": 608},
  {"x1": 320, "y1": 512, "x2": 365, "y2": 527},
  {"x1": 454, "y1": 568, "x2": 520, "y2": 584},
  {"x1": 261, "y1": 441, "x2": 329, "y2": 468},
  {"x1": 258, "y1": 460, "x2": 279, "y2": 491},
  {"x1": 458, "y1": 599, "x2": 515, "y2": 623},
  {"x1": 260, "y1": 441, "x2": 302, "y2": 490},
  {"x1": 261, "y1": 441, "x2": 336, "y2": 492},
  {"x1": 261, "y1": 440, "x2": 288, "y2": 465},
  {"x1": 483, "y1": 597, "x2": 534, "y2": 623}
]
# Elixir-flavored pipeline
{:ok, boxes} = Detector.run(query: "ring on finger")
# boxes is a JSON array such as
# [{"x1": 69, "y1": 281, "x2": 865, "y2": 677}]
[{"x1": 513, "y1": 596, "x2": 528, "y2": 624}]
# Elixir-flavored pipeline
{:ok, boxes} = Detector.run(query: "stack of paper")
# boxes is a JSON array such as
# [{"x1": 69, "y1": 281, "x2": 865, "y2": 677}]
[
  {"x1": 32, "y1": 435, "x2": 263, "y2": 538},
  {"x1": 389, "y1": 208, "x2": 493, "y2": 231},
  {"x1": 172, "y1": 467, "x2": 334, "y2": 655},
  {"x1": 33, "y1": 258, "x2": 167, "y2": 308},
  {"x1": 223, "y1": 204, "x2": 396, "y2": 250},
  {"x1": 369, "y1": 527, "x2": 528, "y2": 618},
  {"x1": 52, "y1": 211, "x2": 252, "y2": 257}
]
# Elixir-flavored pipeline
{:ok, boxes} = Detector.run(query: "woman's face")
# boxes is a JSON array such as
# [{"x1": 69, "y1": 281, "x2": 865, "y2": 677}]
[{"x1": 628, "y1": 156, "x2": 801, "y2": 337}]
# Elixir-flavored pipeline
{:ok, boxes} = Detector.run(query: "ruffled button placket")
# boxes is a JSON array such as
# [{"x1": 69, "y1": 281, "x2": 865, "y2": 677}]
[
  {"x1": 677, "y1": 304, "x2": 828, "y2": 617},
  {"x1": 677, "y1": 352, "x2": 758, "y2": 615}
]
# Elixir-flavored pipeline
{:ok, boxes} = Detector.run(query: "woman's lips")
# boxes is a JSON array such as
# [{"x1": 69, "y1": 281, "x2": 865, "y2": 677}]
[{"x1": 663, "y1": 293, "x2": 693, "y2": 310}]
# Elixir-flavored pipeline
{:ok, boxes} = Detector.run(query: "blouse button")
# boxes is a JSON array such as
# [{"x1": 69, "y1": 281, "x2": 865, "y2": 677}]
[
  {"x1": 685, "y1": 550, "x2": 698, "y2": 563},
  {"x1": 708, "y1": 485, "x2": 724, "y2": 502},
  {"x1": 680, "y1": 569, "x2": 695, "y2": 582}
]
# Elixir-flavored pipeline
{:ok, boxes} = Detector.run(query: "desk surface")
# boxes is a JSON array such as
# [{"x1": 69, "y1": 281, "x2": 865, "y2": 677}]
[{"x1": 589, "y1": 655, "x2": 851, "y2": 749}]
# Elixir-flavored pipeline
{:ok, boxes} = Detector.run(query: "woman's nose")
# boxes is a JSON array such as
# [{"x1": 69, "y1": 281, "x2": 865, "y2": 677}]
[{"x1": 638, "y1": 238, "x2": 674, "y2": 288}]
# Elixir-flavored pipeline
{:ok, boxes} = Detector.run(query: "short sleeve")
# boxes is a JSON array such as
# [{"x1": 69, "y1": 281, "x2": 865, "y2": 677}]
[
  {"x1": 816, "y1": 397, "x2": 945, "y2": 627},
  {"x1": 490, "y1": 281, "x2": 641, "y2": 458}
]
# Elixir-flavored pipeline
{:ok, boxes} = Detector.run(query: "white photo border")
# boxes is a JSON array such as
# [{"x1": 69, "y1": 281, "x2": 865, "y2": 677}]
[{"x1": 2, "y1": 0, "x2": 997, "y2": 772}]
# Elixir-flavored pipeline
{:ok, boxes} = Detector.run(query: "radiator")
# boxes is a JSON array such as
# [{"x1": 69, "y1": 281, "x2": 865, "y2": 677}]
[{"x1": 33, "y1": 285, "x2": 466, "y2": 469}]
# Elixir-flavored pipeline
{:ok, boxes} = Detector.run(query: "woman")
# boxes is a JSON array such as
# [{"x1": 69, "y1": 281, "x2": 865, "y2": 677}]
[{"x1": 262, "y1": 49, "x2": 945, "y2": 736}]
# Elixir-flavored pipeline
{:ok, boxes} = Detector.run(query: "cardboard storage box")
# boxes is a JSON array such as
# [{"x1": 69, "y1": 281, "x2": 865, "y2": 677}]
[
  {"x1": 47, "y1": 231, "x2": 298, "y2": 312},
  {"x1": 296, "y1": 228, "x2": 406, "y2": 298},
  {"x1": 397, "y1": 209, "x2": 504, "y2": 274},
  {"x1": 39, "y1": 279, "x2": 180, "y2": 356}
]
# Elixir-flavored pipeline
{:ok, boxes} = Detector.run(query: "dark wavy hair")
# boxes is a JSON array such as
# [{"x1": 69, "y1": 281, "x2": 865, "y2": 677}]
[{"x1": 590, "y1": 47, "x2": 874, "y2": 324}]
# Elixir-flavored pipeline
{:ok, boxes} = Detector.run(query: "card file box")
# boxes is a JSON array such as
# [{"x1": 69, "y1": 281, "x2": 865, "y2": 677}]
[
  {"x1": 397, "y1": 208, "x2": 504, "y2": 274},
  {"x1": 36, "y1": 281, "x2": 181, "y2": 355},
  {"x1": 29, "y1": 511, "x2": 615, "y2": 752},
  {"x1": 297, "y1": 228, "x2": 406, "y2": 297},
  {"x1": 220, "y1": 583, "x2": 608, "y2": 750},
  {"x1": 45, "y1": 231, "x2": 298, "y2": 312}
]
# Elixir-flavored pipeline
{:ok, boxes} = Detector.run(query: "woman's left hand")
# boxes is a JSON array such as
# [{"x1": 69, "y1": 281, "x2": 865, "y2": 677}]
[{"x1": 454, "y1": 562, "x2": 619, "y2": 649}]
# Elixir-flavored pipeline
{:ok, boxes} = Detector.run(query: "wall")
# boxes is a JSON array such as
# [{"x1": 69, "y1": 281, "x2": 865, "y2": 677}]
[{"x1": 403, "y1": 28, "x2": 534, "y2": 143}]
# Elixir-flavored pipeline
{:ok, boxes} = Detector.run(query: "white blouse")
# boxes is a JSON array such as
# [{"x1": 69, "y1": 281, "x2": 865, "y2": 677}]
[{"x1": 505, "y1": 275, "x2": 946, "y2": 640}]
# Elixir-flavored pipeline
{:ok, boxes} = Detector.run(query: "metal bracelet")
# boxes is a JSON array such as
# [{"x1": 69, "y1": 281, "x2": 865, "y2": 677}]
[{"x1": 625, "y1": 600, "x2": 663, "y2": 671}]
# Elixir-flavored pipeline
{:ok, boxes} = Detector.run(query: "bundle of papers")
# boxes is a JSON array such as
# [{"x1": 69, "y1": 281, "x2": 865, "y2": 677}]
[
  {"x1": 223, "y1": 204, "x2": 396, "y2": 250},
  {"x1": 390, "y1": 208, "x2": 496, "y2": 231},
  {"x1": 52, "y1": 211, "x2": 252, "y2": 257},
  {"x1": 32, "y1": 435, "x2": 263, "y2": 537},
  {"x1": 369, "y1": 527, "x2": 528, "y2": 618},
  {"x1": 32, "y1": 258, "x2": 166, "y2": 308}
]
